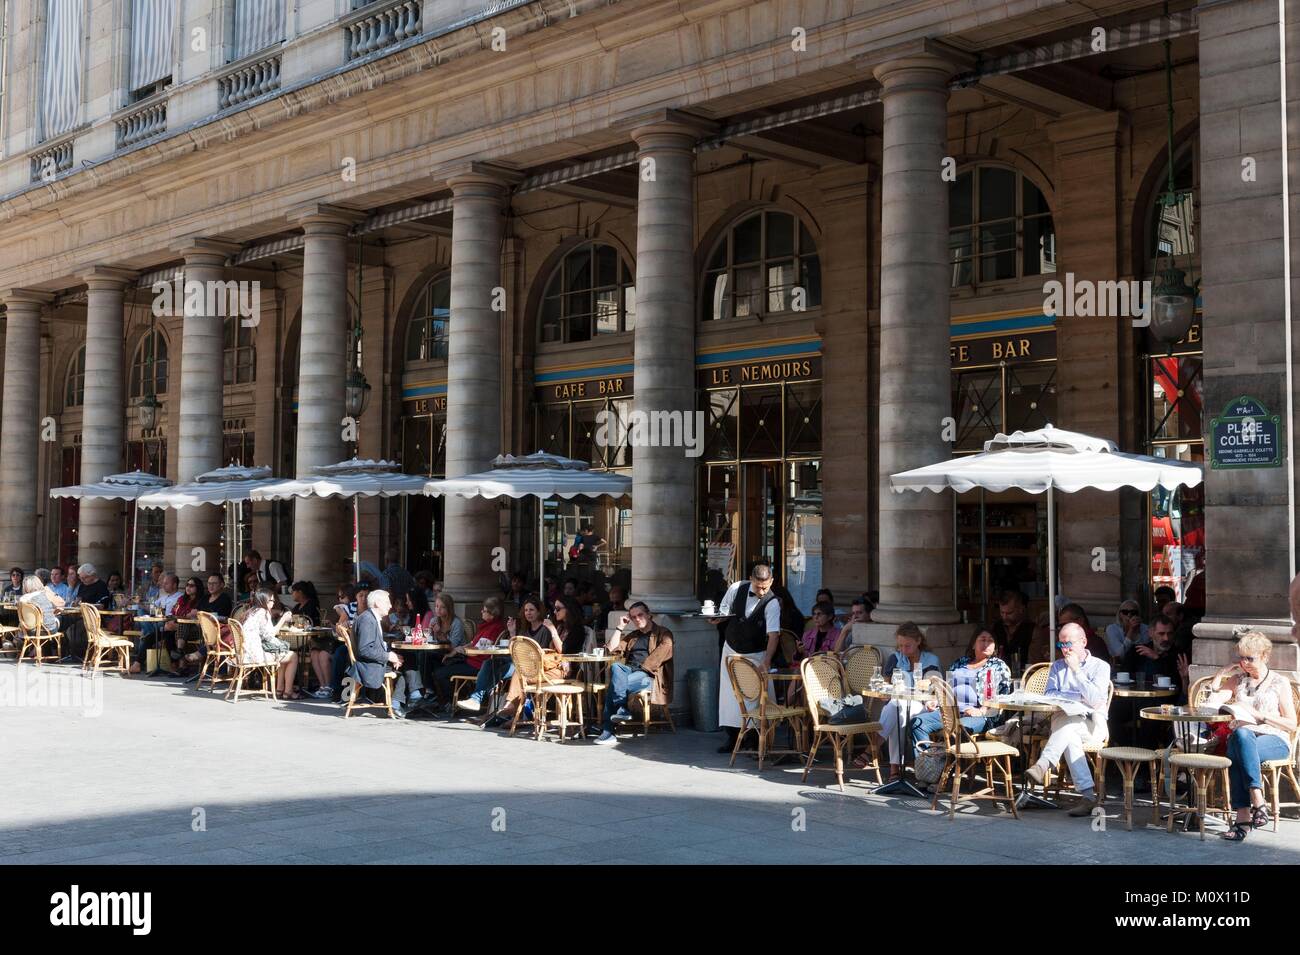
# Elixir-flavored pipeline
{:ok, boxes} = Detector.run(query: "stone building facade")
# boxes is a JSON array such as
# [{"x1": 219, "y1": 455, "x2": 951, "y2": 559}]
[{"x1": 0, "y1": 0, "x2": 1296, "y2": 698}]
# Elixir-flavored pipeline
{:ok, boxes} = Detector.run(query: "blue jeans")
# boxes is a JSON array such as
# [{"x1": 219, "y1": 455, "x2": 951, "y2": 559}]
[
  {"x1": 1226, "y1": 728, "x2": 1289, "y2": 809},
  {"x1": 603, "y1": 662, "x2": 653, "y2": 733},
  {"x1": 910, "y1": 710, "x2": 994, "y2": 754},
  {"x1": 470, "y1": 658, "x2": 513, "y2": 703},
  {"x1": 330, "y1": 645, "x2": 350, "y2": 693}
]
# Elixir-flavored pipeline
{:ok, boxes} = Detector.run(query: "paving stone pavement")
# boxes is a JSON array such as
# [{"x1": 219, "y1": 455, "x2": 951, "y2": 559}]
[{"x1": 3, "y1": 665, "x2": 1298, "y2": 865}]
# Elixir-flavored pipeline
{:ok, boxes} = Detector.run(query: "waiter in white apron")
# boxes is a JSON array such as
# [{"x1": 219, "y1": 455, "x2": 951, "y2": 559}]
[{"x1": 709, "y1": 562, "x2": 782, "y2": 754}]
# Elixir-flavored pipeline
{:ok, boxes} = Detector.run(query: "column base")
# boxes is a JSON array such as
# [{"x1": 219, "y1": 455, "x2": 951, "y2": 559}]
[
  {"x1": 627, "y1": 592, "x2": 700, "y2": 615},
  {"x1": 870, "y1": 602, "x2": 961, "y2": 626},
  {"x1": 848, "y1": 621, "x2": 973, "y2": 668}
]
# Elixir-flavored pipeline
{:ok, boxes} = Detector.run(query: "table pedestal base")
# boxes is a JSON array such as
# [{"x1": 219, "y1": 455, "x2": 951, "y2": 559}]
[{"x1": 877, "y1": 777, "x2": 930, "y2": 800}]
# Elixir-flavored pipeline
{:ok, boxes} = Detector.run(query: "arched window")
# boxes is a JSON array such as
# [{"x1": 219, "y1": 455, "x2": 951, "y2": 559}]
[
  {"x1": 223, "y1": 317, "x2": 255, "y2": 385},
  {"x1": 405, "y1": 274, "x2": 451, "y2": 362},
  {"x1": 539, "y1": 243, "x2": 635, "y2": 343},
  {"x1": 64, "y1": 346, "x2": 86, "y2": 408},
  {"x1": 949, "y1": 166, "x2": 1055, "y2": 287},
  {"x1": 129, "y1": 329, "x2": 168, "y2": 398},
  {"x1": 702, "y1": 209, "x2": 820, "y2": 322}
]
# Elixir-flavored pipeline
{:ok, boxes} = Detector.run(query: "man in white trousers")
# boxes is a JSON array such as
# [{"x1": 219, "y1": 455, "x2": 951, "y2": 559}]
[
  {"x1": 710, "y1": 562, "x2": 782, "y2": 754},
  {"x1": 1026, "y1": 622, "x2": 1111, "y2": 816}
]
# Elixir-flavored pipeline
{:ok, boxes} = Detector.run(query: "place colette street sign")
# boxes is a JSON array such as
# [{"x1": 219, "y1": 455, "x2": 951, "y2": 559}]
[{"x1": 1210, "y1": 396, "x2": 1282, "y2": 469}]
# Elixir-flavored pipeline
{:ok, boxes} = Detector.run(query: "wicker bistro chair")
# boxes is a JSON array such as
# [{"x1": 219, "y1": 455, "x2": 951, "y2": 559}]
[
  {"x1": 193, "y1": 611, "x2": 237, "y2": 692},
  {"x1": 16, "y1": 600, "x2": 62, "y2": 666},
  {"x1": 225, "y1": 618, "x2": 278, "y2": 703},
  {"x1": 630, "y1": 686, "x2": 676, "y2": 734},
  {"x1": 799, "y1": 654, "x2": 882, "y2": 791},
  {"x1": 842, "y1": 645, "x2": 883, "y2": 696},
  {"x1": 1167, "y1": 751, "x2": 1232, "y2": 841},
  {"x1": 930, "y1": 679, "x2": 1021, "y2": 820},
  {"x1": 81, "y1": 604, "x2": 131, "y2": 675},
  {"x1": 726, "y1": 655, "x2": 806, "y2": 770},
  {"x1": 508, "y1": 636, "x2": 586, "y2": 742},
  {"x1": 337, "y1": 622, "x2": 398, "y2": 719},
  {"x1": 1261, "y1": 680, "x2": 1300, "y2": 830}
]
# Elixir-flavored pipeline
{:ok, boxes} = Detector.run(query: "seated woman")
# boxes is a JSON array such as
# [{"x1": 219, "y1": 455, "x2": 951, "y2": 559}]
[
  {"x1": 288, "y1": 579, "x2": 333, "y2": 700},
  {"x1": 105, "y1": 572, "x2": 125, "y2": 596},
  {"x1": 438, "y1": 596, "x2": 509, "y2": 709},
  {"x1": 17, "y1": 574, "x2": 63, "y2": 635},
  {"x1": 238, "y1": 590, "x2": 300, "y2": 699},
  {"x1": 389, "y1": 588, "x2": 442, "y2": 707},
  {"x1": 910, "y1": 625, "x2": 1013, "y2": 755},
  {"x1": 468, "y1": 597, "x2": 546, "y2": 721},
  {"x1": 869, "y1": 623, "x2": 943, "y2": 779},
  {"x1": 795, "y1": 601, "x2": 845, "y2": 661},
  {"x1": 1212, "y1": 631, "x2": 1298, "y2": 842},
  {"x1": 490, "y1": 595, "x2": 584, "y2": 727},
  {"x1": 168, "y1": 576, "x2": 204, "y2": 673},
  {"x1": 1103, "y1": 599, "x2": 1148, "y2": 662}
]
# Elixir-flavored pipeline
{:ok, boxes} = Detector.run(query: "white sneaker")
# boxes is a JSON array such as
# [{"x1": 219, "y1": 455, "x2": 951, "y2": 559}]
[
  {"x1": 593, "y1": 731, "x2": 617, "y2": 746},
  {"x1": 408, "y1": 690, "x2": 423, "y2": 704},
  {"x1": 456, "y1": 697, "x2": 481, "y2": 713},
  {"x1": 312, "y1": 687, "x2": 333, "y2": 699}
]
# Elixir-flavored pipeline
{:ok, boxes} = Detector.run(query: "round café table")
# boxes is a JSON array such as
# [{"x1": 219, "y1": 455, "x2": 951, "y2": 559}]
[
  {"x1": 1113, "y1": 684, "x2": 1176, "y2": 750},
  {"x1": 465, "y1": 646, "x2": 513, "y2": 715},
  {"x1": 562, "y1": 652, "x2": 616, "y2": 730},
  {"x1": 987, "y1": 696, "x2": 1064, "y2": 809},
  {"x1": 862, "y1": 684, "x2": 937, "y2": 799},
  {"x1": 1140, "y1": 705, "x2": 1234, "y2": 832}
]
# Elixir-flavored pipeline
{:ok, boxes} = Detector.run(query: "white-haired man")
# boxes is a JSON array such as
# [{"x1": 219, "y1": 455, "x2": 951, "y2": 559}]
[
  {"x1": 352, "y1": 590, "x2": 416, "y2": 717},
  {"x1": 1025, "y1": 622, "x2": 1111, "y2": 816}
]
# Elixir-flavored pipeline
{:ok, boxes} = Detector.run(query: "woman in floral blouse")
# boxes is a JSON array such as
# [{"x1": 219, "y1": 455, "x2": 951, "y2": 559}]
[{"x1": 908, "y1": 625, "x2": 1014, "y2": 754}]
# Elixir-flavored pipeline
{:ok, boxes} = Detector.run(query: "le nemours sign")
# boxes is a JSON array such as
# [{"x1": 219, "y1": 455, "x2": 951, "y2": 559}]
[{"x1": 1210, "y1": 396, "x2": 1282, "y2": 469}]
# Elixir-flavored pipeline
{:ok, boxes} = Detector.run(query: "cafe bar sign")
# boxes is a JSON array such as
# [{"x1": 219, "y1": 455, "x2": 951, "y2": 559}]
[
  {"x1": 1210, "y1": 396, "x2": 1282, "y2": 469},
  {"x1": 950, "y1": 330, "x2": 1056, "y2": 369},
  {"x1": 538, "y1": 373, "x2": 633, "y2": 401}
]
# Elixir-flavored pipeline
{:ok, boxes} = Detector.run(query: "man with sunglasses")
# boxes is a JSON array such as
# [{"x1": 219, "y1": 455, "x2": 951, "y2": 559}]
[
  {"x1": 593, "y1": 602, "x2": 674, "y2": 745},
  {"x1": 1025, "y1": 622, "x2": 1112, "y2": 816}
]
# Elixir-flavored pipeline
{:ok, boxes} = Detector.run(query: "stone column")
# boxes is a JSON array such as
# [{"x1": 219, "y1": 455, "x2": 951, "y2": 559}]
[
  {"x1": 78, "y1": 267, "x2": 135, "y2": 574},
  {"x1": 292, "y1": 205, "x2": 364, "y2": 590},
  {"x1": 442, "y1": 164, "x2": 518, "y2": 603},
  {"x1": 870, "y1": 52, "x2": 960, "y2": 626},
  {"x1": 1192, "y1": 0, "x2": 1297, "y2": 675},
  {"x1": 628, "y1": 111, "x2": 714, "y2": 613},
  {"x1": 817, "y1": 166, "x2": 876, "y2": 597},
  {"x1": 174, "y1": 240, "x2": 239, "y2": 577},
  {"x1": 0, "y1": 290, "x2": 52, "y2": 568},
  {"x1": 1046, "y1": 113, "x2": 1132, "y2": 620}
]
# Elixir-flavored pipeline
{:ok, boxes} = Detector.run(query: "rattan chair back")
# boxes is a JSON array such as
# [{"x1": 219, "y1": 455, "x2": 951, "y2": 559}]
[
  {"x1": 511, "y1": 635, "x2": 545, "y2": 687},
  {"x1": 931, "y1": 677, "x2": 961, "y2": 743},
  {"x1": 800, "y1": 654, "x2": 846, "y2": 732},
  {"x1": 727, "y1": 655, "x2": 766, "y2": 709},
  {"x1": 1022, "y1": 662, "x2": 1050, "y2": 693},
  {"x1": 336, "y1": 622, "x2": 356, "y2": 665},
  {"x1": 779, "y1": 629, "x2": 800, "y2": 667},
  {"x1": 17, "y1": 600, "x2": 44, "y2": 634},
  {"x1": 197, "y1": 611, "x2": 222, "y2": 650},
  {"x1": 1189, "y1": 676, "x2": 1212, "y2": 707},
  {"x1": 227, "y1": 618, "x2": 247, "y2": 660},
  {"x1": 80, "y1": 603, "x2": 103, "y2": 642},
  {"x1": 842, "y1": 645, "x2": 882, "y2": 694}
]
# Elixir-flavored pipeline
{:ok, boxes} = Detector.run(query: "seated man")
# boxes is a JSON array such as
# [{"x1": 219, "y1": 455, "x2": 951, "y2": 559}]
[
  {"x1": 131, "y1": 572, "x2": 182, "y2": 674},
  {"x1": 594, "y1": 601, "x2": 674, "y2": 745},
  {"x1": 352, "y1": 590, "x2": 413, "y2": 717},
  {"x1": 1025, "y1": 622, "x2": 1111, "y2": 817}
]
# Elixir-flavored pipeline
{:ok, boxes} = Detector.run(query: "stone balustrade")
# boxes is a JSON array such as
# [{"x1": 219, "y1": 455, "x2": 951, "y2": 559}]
[
  {"x1": 219, "y1": 54, "x2": 283, "y2": 110},
  {"x1": 29, "y1": 140, "x2": 73, "y2": 183},
  {"x1": 116, "y1": 100, "x2": 168, "y2": 150},
  {"x1": 345, "y1": 1, "x2": 422, "y2": 61}
]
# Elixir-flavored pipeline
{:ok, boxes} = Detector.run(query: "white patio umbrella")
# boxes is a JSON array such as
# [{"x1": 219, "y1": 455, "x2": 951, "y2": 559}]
[
  {"x1": 250, "y1": 459, "x2": 430, "y2": 583},
  {"x1": 136, "y1": 465, "x2": 277, "y2": 591},
  {"x1": 889, "y1": 425, "x2": 1203, "y2": 660},
  {"x1": 424, "y1": 452, "x2": 632, "y2": 596},
  {"x1": 49, "y1": 470, "x2": 174, "y2": 593}
]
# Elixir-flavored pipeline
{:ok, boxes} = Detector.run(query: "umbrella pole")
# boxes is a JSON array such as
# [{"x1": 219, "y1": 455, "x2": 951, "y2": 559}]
[
  {"x1": 979, "y1": 488, "x2": 987, "y2": 615},
  {"x1": 538, "y1": 497, "x2": 545, "y2": 601},
  {"x1": 1048, "y1": 486, "x2": 1057, "y2": 662},
  {"x1": 354, "y1": 495, "x2": 360, "y2": 585},
  {"x1": 130, "y1": 503, "x2": 139, "y2": 595}
]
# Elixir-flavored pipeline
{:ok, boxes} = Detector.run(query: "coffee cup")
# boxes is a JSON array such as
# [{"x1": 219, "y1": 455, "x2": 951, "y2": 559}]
[
  {"x1": 1116, "y1": 671, "x2": 1131, "y2": 683},
  {"x1": 1156, "y1": 675, "x2": 1172, "y2": 687}
]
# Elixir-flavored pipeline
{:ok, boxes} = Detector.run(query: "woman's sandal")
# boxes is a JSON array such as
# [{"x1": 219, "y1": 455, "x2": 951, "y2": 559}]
[
  {"x1": 1251, "y1": 805, "x2": 1271, "y2": 830},
  {"x1": 851, "y1": 752, "x2": 873, "y2": 770},
  {"x1": 1221, "y1": 822, "x2": 1250, "y2": 842}
]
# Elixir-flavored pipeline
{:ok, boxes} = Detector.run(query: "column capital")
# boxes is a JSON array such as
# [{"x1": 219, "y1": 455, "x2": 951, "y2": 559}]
[
  {"x1": 1, "y1": 288, "x2": 54, "y2": 309},
  {"x1": 622, "y1": 108, "x2": 718, "y2": 150},
  {"x1": 80, "y1": 266, "x2": 138, "y2": 291},
  {"x1": 174, "y1": 237, "x2": 242, "y2": 266},
  {"x1": 288, "y1": 202, "x2": 367, "y2": 233},
  {"x1": 868, "y1": 38, "x2": 974, "y2": 89},
  {"x1": 439, "y1": 161, "x2": 523, "y2": 195}
]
